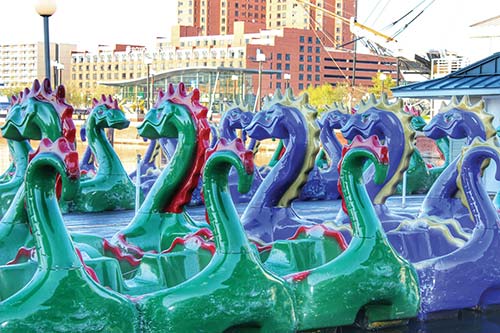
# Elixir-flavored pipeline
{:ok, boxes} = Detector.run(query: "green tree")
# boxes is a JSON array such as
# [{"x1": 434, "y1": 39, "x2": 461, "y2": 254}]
[
  {"x1": 368, "y1": 72, "x2": 396, "y2": 98},
  {"x1": 64, "y1": 81, "x2": 117, "y2": 109},
  {"x1": 0, "y1": 84, "x2": 30, "y2": 101}
]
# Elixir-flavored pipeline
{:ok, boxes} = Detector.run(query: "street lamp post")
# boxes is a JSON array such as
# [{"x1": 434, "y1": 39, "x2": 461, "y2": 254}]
[
  {"x1": 144, "y1": 56, "x2": 153, "y2": 112},
  {"x1": 52, "y1": 61, "x2": 64, "y2": 86},
  {"x1": 231, "y1": 75, "x2": 238, "y2": 102},
  {"x1": 284, "y1": 73, "x2": 291, "y2": 89},
  {"x1": 254, "y1": 50, "x2": 266, "y2": 112},
  {"x1": 379, "y1": 72, "x2": 387, "y2": 95},
  {"x1": 35, "y1": 0, "x2": 56, "y2": 82}
]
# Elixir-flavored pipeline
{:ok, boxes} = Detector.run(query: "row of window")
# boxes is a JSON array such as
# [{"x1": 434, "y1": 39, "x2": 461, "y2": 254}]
[
  {"x1": 299, "y1": 36, "x2": 322, "y2": 44},
  {"x1": 299, "y1": 45, "x2": 322, "y2": 53}
]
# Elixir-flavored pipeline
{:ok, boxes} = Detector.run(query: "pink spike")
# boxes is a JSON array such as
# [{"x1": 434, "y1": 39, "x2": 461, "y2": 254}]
[
  {"x1": 56, "y1": 85, "x2": 65, "y2": 100},
  {"x1": 158, "y1": 89, "x2": 165, "y2": 99},
  {"x1": 92, "y1": 98, "x2": 99, "y2": 107},
  {"x1": 191, "y1": 89, "x2": 200, "y2": 103},
  {"x1": 168, "y1": 83, "x2": 175, "y2": 95},
  {"x1": 42, "y1": 78, "x2": 52, "y2": 95},
  {"x1": 178, "y1": 82, "x2": 186, "y2": 96},
  {"x1": 32, "y1": 79, "x2": 40, "y2": 93}
]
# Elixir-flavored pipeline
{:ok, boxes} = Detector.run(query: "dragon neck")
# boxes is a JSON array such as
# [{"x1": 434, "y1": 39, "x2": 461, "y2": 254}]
[
  {"x1": 220, "y1": 122, "x2": 238, "y2": 141},
  {"x1": 341, "y1": 150, "x2": 386, "y2": 239},
  {"x1": 464, "y1": 125, "x2": 486, "y2": 144},
  {"x1": 320, "y1": 126, "x2": 342, "y2": 172},
  {"x1": 143, "y1": 139, "x2": 160, "y2": 166},
  {"x1": 86, "y1": 116, "x2": 126, "y2": 176},
  {"x1": 139, "y1": 119, "x2": 197, "y2": 213},
  {"x1": 459, "y1": 148, "x2": 499, "y2": 229},
  {"x1": 369, "y1": 117, "x2": 414, "y2": 204},
  {"x1": 250, "y1": 118, "x2": 310, "y2": 208},
  {"x1": 435, "y1": 137, "x2": 450, "y2": 167},
  {"x1": 204, "y1": 153, "x2": 252, "y2": 254},
  {"x1": 33, "y1": 110, "x2": 62, "y2": 142},
  {"x1": 25, "y1": 154, "x2": 81, "y2": 269},
  {"x1": 10, "y1": 140, "x2": 31, "y2": 180}
]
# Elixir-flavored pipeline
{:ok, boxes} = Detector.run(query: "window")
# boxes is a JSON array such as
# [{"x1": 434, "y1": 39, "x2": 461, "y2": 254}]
[
  {"x1": 315, "y1": 74, "x2": 320, "y2": 81},
  {"x1": 299, "y1": 55, "x2": 304, "y2": 61},
  {"x1": 307, "y1": 65, "x2": 312, "y2": 71},
  {"x1": 299, "y1": 73, "x2": 304, "y2": 80},
  {"x1": 277, "y1": 63, "x2": 282, "y2": 70},
  {"x1": 277, "y1": 73, "x2": 282, "y2": 79},
  {"x1": 299, "y1": 83, "x2": 304, "y2": 90},
  {"x1": 307, "y1": 55, "x2": 312, "y2": 62},
  {"x1": 307, "y1": 36, "x2": 313, "y2": 43},
  {"x1": 276, "y1": 82, "x2": 282, "y2": 89},
  {"x1": 299, "y1": 36, "x2": 305, "y2": 43},
  {"x1": 315, "y1": 65, "x2": 320, "y2": 71},
  {"x1": 277, "y1": 53, "x2": 282, "y2": 60},
  {"x1": 307, "y1": 46, "x2": 312, "y2": 53},
  {"x1": 316, "y1": 56, "x2": 320, "y2": 62},
  {"x1": 316, "y1": 47, "x2": 321, "y2": 53},
  {"x1": 307, "y1": 74, "x2": 312, "y2": 81},
  {"x1": 300, "y1": 45, "x2": 304, "y2": 52},
  {"x1": 299, "y1": 64, "x2": 304, "y2": 71},
  {"x1": 285, "y1": 63, "x2": 290, "y2": 70},
  {"x1": 285, "y1": 53, "x2": 291, "y2": 61}
]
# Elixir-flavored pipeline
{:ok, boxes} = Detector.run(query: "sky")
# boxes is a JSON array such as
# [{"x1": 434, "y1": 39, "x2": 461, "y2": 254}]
[
  {"x1": 0, "y1": 0, "x2": 178, "y2": 50},
  {"x1": 0, "y1": 0, "x2": 498, "y2": 57}
]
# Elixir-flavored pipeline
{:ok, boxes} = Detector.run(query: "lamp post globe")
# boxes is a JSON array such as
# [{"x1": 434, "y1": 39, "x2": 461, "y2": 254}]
[{"x1": 35, "y1": 0, "x2": 56, "y2": 16}]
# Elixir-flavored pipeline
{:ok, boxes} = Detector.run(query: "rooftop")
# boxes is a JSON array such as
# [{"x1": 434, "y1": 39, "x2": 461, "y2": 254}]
[{"x1": 392, "y1": 52, "x2": 500, "y2": 98}]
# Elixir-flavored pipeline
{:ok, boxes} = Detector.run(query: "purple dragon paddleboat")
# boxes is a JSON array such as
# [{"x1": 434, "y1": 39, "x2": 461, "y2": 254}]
[
  {"x1": 419, "y1": 96, "x2": 496, "y2": 230},
  {"x1": 241, "y1": 88, "x2": 320, "y2": 243},
  {"x1": 415, "y1": 138, "x2": 500, "y2": 319}
]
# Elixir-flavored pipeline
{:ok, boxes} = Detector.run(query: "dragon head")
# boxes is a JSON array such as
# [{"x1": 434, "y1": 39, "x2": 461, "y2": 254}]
[
  {"x1": 318, "y1": 102, "x2": 351, "y2": 131},
  {"x1": 29, "y1": 137, "x2": 80, "y2": 201},
  {"x1": 341, "y1": 94, "x2": 408, "y2": 144},
  {"x1": 90, "y1": 95, "x2": 130, "y2": 130},
  {"x1": 1, "y1": 79, "x2": 75, "y2": 147},
  {"x1": 423, "y1": 96, "x2": 494, "y2": 141},
  {"x1": 402, "y1": 105, "x2": 428, "y2": 132},
  {"x1": 340, "y1": 94, "x2": 414, "y2": 204},
  {"x1": 219, "y1": 102, "x2": 253, "y2": 140},
  {"x1": 245, "y1": 88, "x2": 317, "y2": 141},
  {"x1": 138, "y1": 83, "x2": 208, "y2": 140}
]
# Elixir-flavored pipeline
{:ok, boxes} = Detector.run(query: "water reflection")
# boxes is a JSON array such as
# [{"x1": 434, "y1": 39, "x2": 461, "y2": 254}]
[{"x1": 337, "y1": 309, "x2": 500, "y2": 332}]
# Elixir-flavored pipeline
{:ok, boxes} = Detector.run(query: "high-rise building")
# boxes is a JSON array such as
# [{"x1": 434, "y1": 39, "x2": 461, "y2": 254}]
[
  {"x1": 266, "y1": 0, "x2": 355, "y2": 49},
  {"x1": 176, "y1": 0, "x2": 355, "y2": 40},
  {"x1": 0, "y1": 42, "x2": 75, "y2": 88}
]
